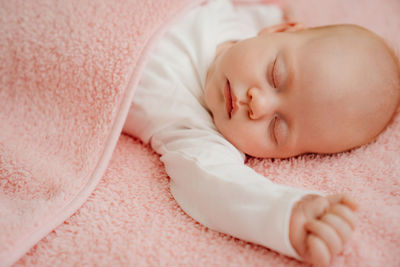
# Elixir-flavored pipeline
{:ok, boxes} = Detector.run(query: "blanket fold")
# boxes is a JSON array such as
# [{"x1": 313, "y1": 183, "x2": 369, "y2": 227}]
[{"x1": 0, "y1": 0, "x2": 201, "y2": 265}]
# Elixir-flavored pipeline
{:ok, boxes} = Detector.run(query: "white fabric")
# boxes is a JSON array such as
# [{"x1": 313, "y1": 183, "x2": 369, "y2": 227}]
[{"x1": 123, "y1": 0, "x2": 313, "y2": 260}]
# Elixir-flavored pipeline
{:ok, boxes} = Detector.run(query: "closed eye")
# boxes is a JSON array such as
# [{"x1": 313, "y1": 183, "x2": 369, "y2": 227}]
[
  {"x1": 271, "y1": 57, "x2": 279, "y2": 88},
  {"x1": 269, "y1": 115, "x2": 279, "y2": 144}
]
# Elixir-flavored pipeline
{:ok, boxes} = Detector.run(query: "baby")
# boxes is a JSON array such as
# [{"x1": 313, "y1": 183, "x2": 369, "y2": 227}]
[
  {"x1": 123, "y1": 0, "x2": 400, "y2": 266},
  {"x1": 205, "y1": 22, "x2": 400, "y2": 265}
]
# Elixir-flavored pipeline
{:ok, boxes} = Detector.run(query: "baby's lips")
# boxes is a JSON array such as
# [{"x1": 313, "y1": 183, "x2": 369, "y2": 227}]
[
  {"x1": 224, "y1": 79, "x2": 233, "y2": 118},
  {"x1": 230, "y1": 87, "x2": 238, "y2": 116}
]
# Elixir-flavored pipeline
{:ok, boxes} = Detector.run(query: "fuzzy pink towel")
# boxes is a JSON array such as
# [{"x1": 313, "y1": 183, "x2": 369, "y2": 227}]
[
  {"x1": 1, "y1": 0, "x2": 399, "y2": 266},
  {"x1": 0, "y1": 0, "x2": 200, "y2": 265}
]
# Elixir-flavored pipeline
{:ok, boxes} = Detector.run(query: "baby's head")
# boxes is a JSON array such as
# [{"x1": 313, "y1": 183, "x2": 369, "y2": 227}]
[{"x1": 205, "y1": 23, "x2": 400, "y2": 158}]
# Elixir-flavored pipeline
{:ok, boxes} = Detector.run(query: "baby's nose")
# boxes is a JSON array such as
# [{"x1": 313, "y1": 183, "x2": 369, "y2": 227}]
[{"x1": 247, "y1": 87, "x2": 278, "y2": 120}]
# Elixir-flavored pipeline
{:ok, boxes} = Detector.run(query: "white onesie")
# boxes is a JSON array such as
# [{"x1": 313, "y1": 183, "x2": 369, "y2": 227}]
[{"x1": 123, "y1": 0, "x2": 314, "y2": 260}]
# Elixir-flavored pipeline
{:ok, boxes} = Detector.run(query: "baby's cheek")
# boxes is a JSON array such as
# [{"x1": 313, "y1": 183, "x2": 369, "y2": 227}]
[
  {"x1": 204, "y1": 86, "x2": 214, "y2": 112},
  {"x1": 218, "y1": 120, "x2": 267, "y2": 157},
  {"x1": 215, "y1": 119, "x2": 243, "y2": 145}
]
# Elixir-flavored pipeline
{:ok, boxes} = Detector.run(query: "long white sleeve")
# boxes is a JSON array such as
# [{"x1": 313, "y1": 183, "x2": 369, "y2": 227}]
[
  {"x1": 150, "y1": 126, "x2": 312, "y2": 259},
  {"x1": 122, "y1": 0, "x2": 313, "y2": 260}
]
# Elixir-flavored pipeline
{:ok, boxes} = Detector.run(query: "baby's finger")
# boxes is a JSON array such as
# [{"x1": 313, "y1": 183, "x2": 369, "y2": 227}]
[
  {"x1": 341, "y1": 194, "x2": 359, "y2": 211},
  {"x1": 307, "y1": 234, "x2": 331, "y2": 266},
  {"x1": 327, "y1": 194, "x2": 358, "y2": 211},
  {"x1": 305, "y1": 220, "x2": 342, "y2": 255},
  {"x1": 321, "y1": 213, "x2": 353, "y2": 243},
  {"x1": 330, "y1": 204, "x2": 358, "y2": 229},
  {"x1": 326, "y1": 194, "x2": 343, "y2": 204},
  {"x1": 305, "y1": 195, "x2": 330, "y2": 219}
]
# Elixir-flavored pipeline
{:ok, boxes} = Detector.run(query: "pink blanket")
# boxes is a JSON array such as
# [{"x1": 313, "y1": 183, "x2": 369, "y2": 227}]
[{"x1": 1, "y1": 0, "x2": 399, "y2": 266}]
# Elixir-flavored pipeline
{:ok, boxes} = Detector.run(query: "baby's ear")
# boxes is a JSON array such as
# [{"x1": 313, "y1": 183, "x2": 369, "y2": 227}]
[{"x1": 258, "y1": 22, "x2": 305, "y2": 35}]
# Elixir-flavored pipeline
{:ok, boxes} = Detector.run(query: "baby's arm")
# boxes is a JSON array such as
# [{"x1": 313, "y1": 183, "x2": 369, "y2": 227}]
[
  {"x1": 151, "y1": 126, "x2": 315, "y2": 260},
  {"x1": 150, "y1": 124, "x2": 360, "y2": 264},
  {"x1": 289, "y1": 194, "x2": 358, "y2": 266}
]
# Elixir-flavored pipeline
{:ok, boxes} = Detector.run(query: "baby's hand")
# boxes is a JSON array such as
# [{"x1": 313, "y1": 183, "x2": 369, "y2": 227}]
[{"x1": 289, "y1": 194, "x2": 358, "y2": 266}]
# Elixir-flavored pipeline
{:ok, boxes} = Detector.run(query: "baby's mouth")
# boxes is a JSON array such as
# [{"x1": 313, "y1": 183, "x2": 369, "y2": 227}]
[
  {"x1": 224, "y1": 79, "x2": 238, "y2": 119},
  {"x1": 224, "y1": 79, "x2": 233, "y2": 118}
]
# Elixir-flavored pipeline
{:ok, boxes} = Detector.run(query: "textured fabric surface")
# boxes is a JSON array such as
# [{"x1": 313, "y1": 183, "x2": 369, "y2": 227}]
[
  {"x1": 0, "y1": 0, "x2": 198, "y2": 266},
  {"x1": 1, "y1": 0, "x2": 399, "y2": 266}
]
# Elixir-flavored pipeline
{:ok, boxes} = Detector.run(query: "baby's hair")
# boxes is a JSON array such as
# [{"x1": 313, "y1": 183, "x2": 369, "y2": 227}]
[
  {"x1": 381, "y1": 39, "x2": 400, "y2": 115},
  {"x1": 391, "y1": 49, "x2": 400, "y2": 110},
  {"x1": 346, "y1": 24, "x2": 400, "y2": 126},
  {"x1": 365, "y1": 28, "x2": 400, "y2": 132},
  {"x1": 371, "y1": 35, "x2": 400, "y2": 134},
  {"x1": 329, "y1": 25, "x2": 400, "y2": 135},
  {"x1": 381, "y1": 37, "x2": 400, "y2": 97}
]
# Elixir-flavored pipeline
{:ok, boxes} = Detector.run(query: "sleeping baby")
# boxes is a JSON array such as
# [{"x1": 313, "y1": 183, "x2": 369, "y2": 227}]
[{"x1": 122, "y1": 0, "x2": 400, "y2": 265}]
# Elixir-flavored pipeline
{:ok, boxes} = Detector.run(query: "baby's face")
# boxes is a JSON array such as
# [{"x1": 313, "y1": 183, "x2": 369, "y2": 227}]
[{"x1": 205, "y1": 23, "x2": 399, "y2": 158}]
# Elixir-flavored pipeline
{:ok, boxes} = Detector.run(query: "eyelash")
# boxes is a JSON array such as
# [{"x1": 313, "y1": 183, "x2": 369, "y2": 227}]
[
  {"x1": 270, "y1": 115, "x2": 279, "y2": 144},
  {"x1": 271, "y1": 57, "x2": 279, "y2": 88}
]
